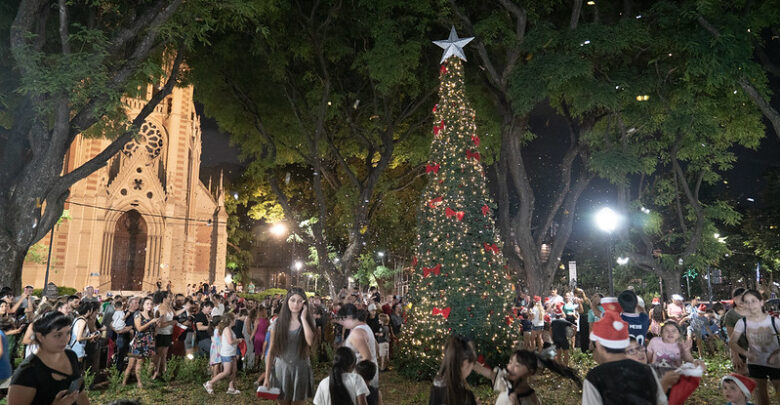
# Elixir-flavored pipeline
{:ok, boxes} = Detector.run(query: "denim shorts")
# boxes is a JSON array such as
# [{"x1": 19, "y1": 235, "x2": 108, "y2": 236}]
[{"x1": 220, "y1": 355, "x2": 235, "y2": 363}]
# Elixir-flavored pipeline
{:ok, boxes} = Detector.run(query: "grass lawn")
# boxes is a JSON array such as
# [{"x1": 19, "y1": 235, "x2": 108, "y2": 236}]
[{"x1": 78, "y1": 349, "x2": 737, "y2": 404}]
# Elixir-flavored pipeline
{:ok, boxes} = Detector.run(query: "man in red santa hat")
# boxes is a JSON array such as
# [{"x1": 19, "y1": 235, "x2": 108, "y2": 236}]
[{"x1": 583, "y1": 311, "x2": 667, "y2": 404}]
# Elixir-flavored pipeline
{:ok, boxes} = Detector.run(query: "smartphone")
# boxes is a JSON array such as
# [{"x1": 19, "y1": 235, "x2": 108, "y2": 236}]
[{"x1": 68, "y1": 376, "x2": 83, "y2": 394}]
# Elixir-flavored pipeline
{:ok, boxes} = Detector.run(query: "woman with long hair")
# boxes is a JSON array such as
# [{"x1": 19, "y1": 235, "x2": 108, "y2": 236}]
[
  {"x1": 429, "y1": 335, "x2": 478, "y2": 405},
  {"x1": 313, "y1": 347, "x2": 368, "y2": 405},
  {"x1": 244, "y1": 307, "x2": 258, "y2": 370},
  {"x1": 730, "y1": 289, "x2": 780, "y2": 405},
  {"x1": 123, "y1": 297, "x2": 159, "y2": 388},
  {"x1": 9, "y1": 311, "x2": 90, "y2": 405},
  {"x1": 151, "y1": 291, "x2": 175, "y2": 380},
  {"x1": 20, "y1": 301, "x2": 53, "y2": 358},
  {"x1": 69, "y1": 301, "x2": 99, "y2": 371},
  {"x1": 263, "y1": 287, "x2": 317, "y2": 404}
]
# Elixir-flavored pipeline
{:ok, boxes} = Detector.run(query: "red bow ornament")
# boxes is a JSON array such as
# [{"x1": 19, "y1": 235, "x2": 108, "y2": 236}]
[
  {"x1": 433, "y1": 120, "x2": 445, "y2": 137},
  {"x1": 471, "y1": 135, "x2": 481, "y2": 147},
  {"x1": 426, "y1": 163, "x2": 440, "y2": 174},
  {"x1": 481, "y1": 205, "x2": 490, "y2": 216},
  {"x1": 484, "y1": 243, "x2": 499, "y2": 254},
  {"x1": 440, "y1": 65, "x2": 447, "y2": 74},
  {"x1": 411, "y1": 256, "x2": 418, "y2": 267},
  {"x1": 466, "y1": 149, "x2": 481, "y2": 161},
  {"x1": 423, "y1": 264, "x2": 442, "y2": 277},
  {"x1": 432, "y1": 104, "x2": 438, "y2": 113},
  {"x1": 432, "y1": 306, "x2": 451, "y2": 319},
  {"x1": 445, "y1": 207, "x2": 464, "y2": 221},
  {"x1": 427, "y1": 196, "x2": 443, "y2": 209}
]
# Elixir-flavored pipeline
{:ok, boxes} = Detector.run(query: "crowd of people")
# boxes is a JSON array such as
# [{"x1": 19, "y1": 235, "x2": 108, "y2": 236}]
[{"x1": 0, "y1": 280, "x2": 777, "y2": 404}]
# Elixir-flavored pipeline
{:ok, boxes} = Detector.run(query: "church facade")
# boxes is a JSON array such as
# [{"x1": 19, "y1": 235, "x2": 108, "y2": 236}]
[{"x1": 22, "y1": 83, "x2": 228, "y2": 294}]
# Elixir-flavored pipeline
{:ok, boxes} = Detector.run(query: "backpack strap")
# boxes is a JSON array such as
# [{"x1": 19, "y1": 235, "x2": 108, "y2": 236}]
[
  {"x1": 741, "y1": 317, "x2": 748, "y2": 346},
  {"x1": 771, "y1": 316, "x2": 780, "y2": 347}
]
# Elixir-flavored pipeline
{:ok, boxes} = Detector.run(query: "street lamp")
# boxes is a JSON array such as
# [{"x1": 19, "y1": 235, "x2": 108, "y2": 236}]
[
  {"x1": 616, "y1": 257, "x2": 629, "y2": 265},
  {"x1": 270, "y1": 222, "x2": 288, "y2": 238},
  {"x1": 377, "y1": 251, "x2": 386, "y2": 267},
  {"x1": 595, "y1": 207, "x2": 622, "y2": 296}
]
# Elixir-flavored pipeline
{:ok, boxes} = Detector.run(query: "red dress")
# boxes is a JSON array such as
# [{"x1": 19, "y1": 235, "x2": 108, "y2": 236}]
[{"x1": 253, "y1": 317, "x2": 270, "y2": 356}]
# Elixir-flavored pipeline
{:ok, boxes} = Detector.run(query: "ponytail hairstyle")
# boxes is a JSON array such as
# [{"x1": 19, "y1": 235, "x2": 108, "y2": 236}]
[
  {"x1": 435, "y1": 335, "x2": 477, "y2": 405},
  {"x1": 218, "y1": 313, "x2": 235, "y2": 335},
  {"x1": 330, "y1": 347, "x2": 357, "y2": 404},
  {"x1": 512, "y1": 349, "x2": 582, "y2": 389}
]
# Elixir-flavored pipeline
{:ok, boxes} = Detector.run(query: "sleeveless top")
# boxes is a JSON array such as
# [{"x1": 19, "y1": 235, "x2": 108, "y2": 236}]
[
  {"x1": 344, "y1": 324, "x2": 378, "y2": 387},
  {"x1": 68, "y1": 317, "x2": 88, "y2": 359}
]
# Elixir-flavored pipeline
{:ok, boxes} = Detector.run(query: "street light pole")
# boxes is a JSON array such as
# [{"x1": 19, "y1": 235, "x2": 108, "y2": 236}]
[{"x1": 595, "y1": 207, "x2": 622, "y2": 297}]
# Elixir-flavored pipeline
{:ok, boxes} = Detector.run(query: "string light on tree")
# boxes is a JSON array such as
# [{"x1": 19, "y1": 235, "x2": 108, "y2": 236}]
[{"x1": 398, "y1": 27, "x2": 515, "y2": 379}]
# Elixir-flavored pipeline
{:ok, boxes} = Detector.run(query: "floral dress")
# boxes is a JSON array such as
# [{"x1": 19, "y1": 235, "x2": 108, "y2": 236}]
[{"x1": 130, "y1": 312, "x2": 156, "y2": 358}]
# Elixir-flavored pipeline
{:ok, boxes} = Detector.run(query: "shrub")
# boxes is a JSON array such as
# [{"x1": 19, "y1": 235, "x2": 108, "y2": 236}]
[{"x1": 32, "y1": 286, "x2": 77, "y2": 297}]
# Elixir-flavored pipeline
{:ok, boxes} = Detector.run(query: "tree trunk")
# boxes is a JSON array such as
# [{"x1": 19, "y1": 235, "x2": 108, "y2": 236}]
[
  {"x1": 523, "y1": 264, "x2": 552, "y2": 297},
  {"x1": 0, "y1": 237, "x2": 26, "y2": 294},
  {"x1": 658, "y1": 269, "x2": 683, "y2": 298}
]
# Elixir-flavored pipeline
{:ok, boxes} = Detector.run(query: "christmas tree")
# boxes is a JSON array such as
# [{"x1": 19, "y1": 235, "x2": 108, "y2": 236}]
[{"x1": 399, "y1": 28, "x2": 516, "y2": 379}]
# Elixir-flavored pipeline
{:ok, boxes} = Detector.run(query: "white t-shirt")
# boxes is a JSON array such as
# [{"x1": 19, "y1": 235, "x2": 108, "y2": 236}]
[
  {"x1": 211, "y1": 303, "x2": 225, "y2": 317},
  {"x1": 220, "y1": 328, "x2": 237, "y2": 357},
  {"x1": 532, "y1": 306, "x2": 545, "y2": 327},
  {"x1": 313, "y1": 372, "x2": 369, "y2": 405},
  {"x1": 733, "y1": 315, "x2": 780, "y2": 367},
  {"x1": 156, "y1": 311, "x2": 174, "y2": 335}
]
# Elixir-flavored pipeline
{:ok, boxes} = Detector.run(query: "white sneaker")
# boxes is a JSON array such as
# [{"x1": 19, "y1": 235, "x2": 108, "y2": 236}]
[
  {"x1": 226, "y1": 388, "x2": 241, "y2": 395},
  {"x1": 203, "y1": 382, "x2": 214, "y2": 394}
]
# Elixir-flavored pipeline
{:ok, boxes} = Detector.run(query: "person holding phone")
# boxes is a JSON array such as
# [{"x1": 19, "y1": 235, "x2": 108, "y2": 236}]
[
  {"x1": 8, "y1": 311, "x2": 89, "y2": 405},
  {"x1": 123, "y1": 297, "x2": 159, "y2": 388},
  {"x1": 263, "y1": 287, "x2": 317, "y2": 404}
]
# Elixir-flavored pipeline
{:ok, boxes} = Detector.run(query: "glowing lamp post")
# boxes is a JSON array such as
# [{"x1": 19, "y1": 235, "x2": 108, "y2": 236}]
[{"x1": 595, "y1": 207, "x2": 622, "y2": 296}]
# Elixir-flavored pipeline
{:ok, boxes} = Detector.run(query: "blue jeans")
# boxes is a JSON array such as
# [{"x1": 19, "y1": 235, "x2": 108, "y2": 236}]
[{"x1": 115, "y1": 334, "x2": 130, "y2": 371}]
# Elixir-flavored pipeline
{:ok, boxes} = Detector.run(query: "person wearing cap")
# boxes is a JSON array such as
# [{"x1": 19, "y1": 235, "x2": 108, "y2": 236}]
[
  {"x1": 721, "y1": 372, "x2": 757, "y2": 405},
  {"x1": 583, "y1": 311, "x2": 667, "y2": 404}
]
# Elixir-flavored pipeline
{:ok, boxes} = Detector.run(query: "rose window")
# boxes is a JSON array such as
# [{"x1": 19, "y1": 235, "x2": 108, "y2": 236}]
[{"x1": 122, "y1": 121, "x2": 164, "y2": 162}]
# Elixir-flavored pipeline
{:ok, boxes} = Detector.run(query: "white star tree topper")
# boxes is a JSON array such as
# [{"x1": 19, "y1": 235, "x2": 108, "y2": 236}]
[{"x1": 433, "y1": 26, "x2": 474, "y2": 64}]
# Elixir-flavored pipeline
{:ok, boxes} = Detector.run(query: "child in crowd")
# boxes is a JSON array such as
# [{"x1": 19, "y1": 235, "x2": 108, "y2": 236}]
[
  {"x1": 646, "y1": 321, "x2": 694, "y2": 374},
  {"x1": 688, "y1": 304, "x2": 708, "y2": 358},
  {"x1": 550, "y1": 308, "x2": 575, "y2": 365},
  {"x1": 204, "y1": 313, "x2": 241, "y2": 394},
  {"x1": 313, "y1": 347, "x2": 369, "y2": 405},
  {"x1": 356, "y1": 360, "x2": 383, "y2": 405},
  {"x1": 474, "y1": 349, "x2": 581, "y2": 405},
  {"x1": 377, "y1": 314, "x2": 390, "y2": 371},
  {"x1": 208, "y1": 321, "x2": 222, "y2": 379},
  {"x1": 618, "y1": 290, "x2": 649, "y2": 346},
  {"x1": 429, "y1": 335, "x2": 478, "y2": 405},
  {"x1": 720, "y1": 373, "x2": 756, "y2": 405},
  {"x1": 530, "y1": 297, "x2": 545, "y2": 352},
  {"x1": 700, "y1": 309, "x2": 720, "y2": 355},
  {"x1": 519, "y1": 308, "x2": 533, "y2": 350}
]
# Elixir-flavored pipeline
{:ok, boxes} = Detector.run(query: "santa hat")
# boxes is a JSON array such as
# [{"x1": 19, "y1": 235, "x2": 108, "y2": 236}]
[
  {"x1": 697, "y1": 304, "x2": 707, "y2": 314},
  {"x1": 600, "y1": 297, "x2": 621, "y2": 313},
  {"x1": 590, "y1": 311, "x2": 629, "y2": 349},
  {"x1": 544, "y1": 297, "x2": 551, "y2": 304},
  {"x1": 533, "y1": 296, "x2": 541, "y2": 302},
  {"x1": 651, "y1": 297, "x2": 661, "y2": 306},
  {"x1": 720, "y1": 373, "x2": 756, "y2": 400}
]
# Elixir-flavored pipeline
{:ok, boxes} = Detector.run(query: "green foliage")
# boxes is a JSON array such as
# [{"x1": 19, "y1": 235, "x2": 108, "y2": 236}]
[
  {"x1": 83, "y1": 367, "x2": 95, "y2": 392},
  {"x1": 175, "y1": 356, "x2": 209, "y2": 383},
  {"x1": 32, "y1": 286, "x2": 77, "y2": 297},
  {"x1": 352, "y1": 253, "x2": 401, "y2": 290},
  {"x1": 162, "y1": 355, "x2": 182, "y2": 383},
  {"x1": 106, "y1": 364, "x2": 124, "y2": 392}
]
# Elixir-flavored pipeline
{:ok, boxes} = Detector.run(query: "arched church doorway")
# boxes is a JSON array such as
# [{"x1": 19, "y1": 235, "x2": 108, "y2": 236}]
[{"x1": 111, "y1": 210, "x2": 148, "y2": 290}]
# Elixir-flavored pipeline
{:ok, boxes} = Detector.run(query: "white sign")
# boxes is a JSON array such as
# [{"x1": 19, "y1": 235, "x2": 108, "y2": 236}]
[{"x1": 568, "y1": 261, "x2": 577, "y2": 284}]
